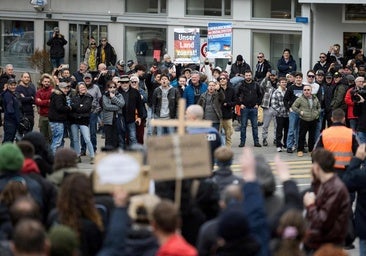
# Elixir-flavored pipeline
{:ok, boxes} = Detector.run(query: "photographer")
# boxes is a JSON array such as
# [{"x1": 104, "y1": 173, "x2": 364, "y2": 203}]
[
  {"x1": 353, "y1": 77, "x2": 366, "y2": 143},
  {"x1": 47, "y1": 27, "x2": 67, "y2": 69}
]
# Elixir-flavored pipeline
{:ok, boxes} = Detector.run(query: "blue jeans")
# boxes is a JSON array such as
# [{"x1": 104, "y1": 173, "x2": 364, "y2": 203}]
[
  {"x1": 286, "y1": 111, "x2": 300, "y2": 149},
  {"x1": 119, "y1": 121, "x2": 137, "y2": 149},
  {"x1": 50, "y1": 57, "x2": 64, "y2": 69},
  {"x1": 81, "y1": 113, "x2": 98, "y2": 153},
  {"x1": 315, "y1": 109, "x2": 324, "y2": 141},
  {"x1": 71, "y1": 124, "x2": 95, "y2": 157},
  {"x1": 240, "y1": 107, "x2": 259, "y2": 144},
  {"x1": 360, "y1": 239, "x2": 366, "y2": 256},
  {"x1": 358, "y1": 131, "x2": 366, "y2": 144},
  {"x1": 349, "y1": 119, "x2": 358, "y2": 131},
  {"x1": 156, "y1": 126, "x2": 175, "y2": 136},
  {"x1": 50, "y1": 122, "x2": 64, "y2": 154}
]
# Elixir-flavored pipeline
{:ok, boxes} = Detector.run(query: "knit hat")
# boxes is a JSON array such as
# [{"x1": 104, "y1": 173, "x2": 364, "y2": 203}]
[
  {"x1": 49, "y1": 225, "x2": 79, "y2": 256},
  {"x1": 218, "y1": 208, "x2": 250, "y2": 241},
  {"x1": 236, "y1": 55, "x2": 244, "y2": 62},
  {"x1": 0, "y1": 143, "x2": 24, "y2": 172}
]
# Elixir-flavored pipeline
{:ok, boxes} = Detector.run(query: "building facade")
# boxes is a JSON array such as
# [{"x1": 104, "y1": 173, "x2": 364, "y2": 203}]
[{"x1": 0, "y1": 0, "x2": 366, "y2": 75}]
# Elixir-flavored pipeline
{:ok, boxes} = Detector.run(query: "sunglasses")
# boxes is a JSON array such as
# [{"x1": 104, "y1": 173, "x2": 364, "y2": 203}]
[
  {"x1": 218, "y1": 77, "x2": 226, "y2": 81},
  {"x1": 101, "y1": 39, "x2": 107, "y2": 42},
  {"x1": 90, "y1": 43, "x2": 96, "y2": 45},
  {"x1": 109, "y1": 86, "x2": 116, "y2": 89},
  {"x1": 130, "y1": 81, "x2": 138, "y2": 83},
  {"x1": 118, "y1": 81, "x2": 129, "y2": 84},
  {"x1": 319, "y1": 56, "x2": 326, "y2": 59},
  {"x1": 308, "y1": 75, "x2": 315, "y2": 78},
  {"x1": 257, "y1": 56, "x2": 264, "y2": 58}
]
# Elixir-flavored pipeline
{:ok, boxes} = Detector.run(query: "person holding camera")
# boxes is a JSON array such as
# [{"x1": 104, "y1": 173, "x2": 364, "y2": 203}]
[
  {"x1": 353, "y1": 78, "x2": 366, "y2": 143},
  {"x1": 47, "y1": 27, "x2": 67, "y2": 69}
]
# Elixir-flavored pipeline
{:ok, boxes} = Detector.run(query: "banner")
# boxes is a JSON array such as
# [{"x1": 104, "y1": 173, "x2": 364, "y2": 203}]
[
  {"x1": 174, "y1": 28, "x2": 200, "y2": 63},
  {"x1": 207, "y1": 23, "x2": 232, "y2": 59}
]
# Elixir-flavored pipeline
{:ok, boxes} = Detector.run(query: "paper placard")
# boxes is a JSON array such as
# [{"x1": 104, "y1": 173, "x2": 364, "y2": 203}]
[
  {"x1": 93, "y1": 152, "x2": 149, "y2": 194},
  {"x1": 147, "y1": 134, "x2": 211, "y2": 181}
]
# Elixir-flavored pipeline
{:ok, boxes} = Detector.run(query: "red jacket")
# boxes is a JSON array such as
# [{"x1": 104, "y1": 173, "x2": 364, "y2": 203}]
[
  {"x1": 35, "y1": 86, "x2": 53, "y2": 117},
  {"x1": 156, "y1": 234, "x2": 198, "y2": 256},
  {"x1": 21, "y1": 158, "x2": 40, "y2": 174},
  {"x1": 344, "y1": 87, "x2": 357, "y2": 119}
]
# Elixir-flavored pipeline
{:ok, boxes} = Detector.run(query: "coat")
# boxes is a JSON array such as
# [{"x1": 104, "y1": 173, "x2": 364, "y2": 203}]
[{"x1": 291, "y1": 94, "x2": 320, "y2": 121}]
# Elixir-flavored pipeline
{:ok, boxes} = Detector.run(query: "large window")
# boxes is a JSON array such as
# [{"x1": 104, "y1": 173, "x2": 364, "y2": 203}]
[
  {"x1": 253, "y1": 32, "x2": 301, "y2": 71},
  {"x1": 68, "y1": 24, "x2": 108, "y2": 72},
  {"x1": 1, "y1": 20, "x2": 34, "y2": 69},
  {"x1": 125, "y1": 27, "x2": 166, "y2": 68},
  {"x1": 345, "y1": 4, "x2": 366, "y2": 21},
  {"x1": 126, "y1": 0, "x2": 166, "y2": 14},
  {"x1": 186, "y1": 0, "x2": 231, "y2": 16},
  {"x1": 252, "y1": 0, "x2": 300, "y2": 19}
]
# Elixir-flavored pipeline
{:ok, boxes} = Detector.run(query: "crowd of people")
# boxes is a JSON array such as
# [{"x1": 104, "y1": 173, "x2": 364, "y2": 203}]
[{"x1": 0, "y1": 38, "x2": 366, "y2": 255}]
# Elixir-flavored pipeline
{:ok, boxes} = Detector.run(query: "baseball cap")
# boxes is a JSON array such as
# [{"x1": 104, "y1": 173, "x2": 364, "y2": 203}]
[
  {"x1": 58, "y1": 82, "x2": 69, "y2": 89},
  {"x1": 270, "y1": 70, "x2": 278, "y2": 76},
  {"x1": 325, "y1": 72, "x2": 333, "y2": 78},
  {"x1": 333, "y1": 72, "x2": 342, "y2": 78},
  {"x1": 315, "y1": 70, "x2": 324, "y2": 76},
  {"x1": 117, "y1": 59, "x2": 125, "y2": 66},
  {"x1": 127, "y1": 60, "x2": 134, "y2": 67},
  {"x1": 7, "y1": 78, "x2": 16, "y2": 84},
  {"x1": 84, "y1": 73, "x2": 92, "y2": 79}
]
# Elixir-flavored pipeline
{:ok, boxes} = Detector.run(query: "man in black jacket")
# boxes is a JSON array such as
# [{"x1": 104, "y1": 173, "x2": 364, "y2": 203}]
[
  {"x1": 237, "y1": 70, "x2": 262, "y2": 147},
  {"x1": 230, "y1": 54, "x2": 251, "y2": 88},
  {"x1": 48, "y1": 82, "x2": 72, "y2": 154},
  {"x1": 47, "y1": 27, "x2": 67, "y2": 69},
  {"x1": 97, "y1": 37, "x2": 117, "y2": 67}
]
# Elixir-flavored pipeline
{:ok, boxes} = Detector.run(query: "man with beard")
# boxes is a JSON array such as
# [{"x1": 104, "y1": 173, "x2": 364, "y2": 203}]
[{"x1": 237, "y1": 70, "x2": 262, "y2": 147}]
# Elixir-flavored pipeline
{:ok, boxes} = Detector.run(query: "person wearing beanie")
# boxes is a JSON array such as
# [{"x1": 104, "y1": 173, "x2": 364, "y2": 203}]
[
  {"x1": 49, "y1": 225, "x2": 79, "y2": 256},
  {"x1": 229, "y1": 54, "x2": 251, "y2": 88},
  {"x1": 210, "y1": 146, "x2": 244, "y2": 193},
  {"x1": 0, "y1": 143, "x2": 45, "y2": 214}
]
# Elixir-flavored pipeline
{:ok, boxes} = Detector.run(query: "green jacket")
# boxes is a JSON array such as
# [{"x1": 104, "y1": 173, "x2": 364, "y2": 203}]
[{"x1": 291, "y1": 94, "x2": 320, "y2": 121}]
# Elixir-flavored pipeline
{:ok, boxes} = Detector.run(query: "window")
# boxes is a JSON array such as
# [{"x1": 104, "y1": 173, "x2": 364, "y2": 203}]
[
  {"x1": 253, "y1": 32, "x2": 301, "y2": 71},
  {"x1": 345, "y1": 4, "x2": 366, "y2": 21},
  {"x1": 126, "y1": 0, "x2": 166, "y2": 14},
  {"x1": 125, "y1": 26, "x2": 166, "y2": 68},
  {"x1": 252, "y1": 0, "x2": 300, "y2": 19},
  {"x1": 186, "y1": 0, "x2": 231, "y2": 16},
  {"x1": 1, "y1": 20, "x2": 34, "y2": 69}
]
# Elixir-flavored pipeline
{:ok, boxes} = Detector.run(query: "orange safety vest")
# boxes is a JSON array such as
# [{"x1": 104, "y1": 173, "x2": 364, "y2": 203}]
[{"x1": 322, "y1": 126, "x2": 353, "y2": 170}]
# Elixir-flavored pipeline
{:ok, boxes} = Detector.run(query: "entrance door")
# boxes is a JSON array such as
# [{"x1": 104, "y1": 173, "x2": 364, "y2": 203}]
[{"x1": 69, "y1": 24, "x2": 108, "y2": 72}]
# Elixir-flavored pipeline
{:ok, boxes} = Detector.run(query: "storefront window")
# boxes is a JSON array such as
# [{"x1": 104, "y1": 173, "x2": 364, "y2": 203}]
[
  {"x1": 1, "y1": 20, "x2": 34, "y2": 69},
  {"x1": 186, "y1": 0, "x2": 231, "y2": 16},
  {"x1": 252, "y1": 0, "x2": 300, "y2": 19},
  {"x1": 253, "y1": 32, "x2": 301, "y2": 71},
  {"x1": 345, "y1": 4, "x2": 366, "y2": 21},
  {"x1": 125, "y1": 26, "x2": 166, "y2": 67},
  {"x1": 126, "y1": 0, "x2": 166, "y2": 14}
]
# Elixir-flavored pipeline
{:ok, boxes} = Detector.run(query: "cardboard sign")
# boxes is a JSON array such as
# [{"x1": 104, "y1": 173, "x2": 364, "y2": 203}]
[
  {"x1": 147, "y1": 134, "x2": 211, "y2": 181},
  {"x1": 93, "y1": 152, "x2": 149, "y2": 194}
]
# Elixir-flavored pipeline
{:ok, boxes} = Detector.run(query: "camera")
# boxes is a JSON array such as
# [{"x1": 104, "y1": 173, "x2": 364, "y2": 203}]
[{"x1": 352, "y1": 87, "x2": 366, "y2": 103}]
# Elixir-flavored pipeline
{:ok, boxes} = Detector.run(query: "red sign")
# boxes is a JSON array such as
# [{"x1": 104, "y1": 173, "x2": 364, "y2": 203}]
[{"x1": 201, "y1": 42, "x2": 207, "y2": 58}]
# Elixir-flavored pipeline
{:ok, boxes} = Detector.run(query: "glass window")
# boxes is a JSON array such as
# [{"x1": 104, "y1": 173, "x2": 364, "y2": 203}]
[
  {"x1": 345, "y1": 4, "x2": 366, "y2": 21},
  {"x1": 1, "y1": 20, "x2": 34, "y2": 69},
  {"x1": 186, "y1": 0, "x2": 231, "y2": 16},
  {"x1": 253, "y1": 32, "x2": 301, "y2": 71},
  {"x1": 253, "y1": 0, "x2": 300, "y2": 19},
  {"x1": 125, "y1": 26, "x2": 166, "y2": 67},
  {"x1": 126, "y1": 0, "x2": 166, "y2": 14}
]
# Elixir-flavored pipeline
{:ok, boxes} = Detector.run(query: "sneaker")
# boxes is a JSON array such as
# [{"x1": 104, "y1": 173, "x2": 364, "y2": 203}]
[
  {"x1": 80, "y1": 151, "x2": 86, "y2": 156},
  {"x1": 287, "y1": 148, "x2": 293, "y2": 153},
  {"x1": 90, "y1": 157, "x2": 95, "y2": 164},
  {"x1": 238, "y1": 143, "x2": 245, "y2": 148},
  {"x1": 297, "y1": 151, "x2": 304, "y2": 157},
  {"x1": 262, "y1": 139, "x2": 268, "y2": 147},
  {"x1": 254, "y1": 143, "x2": 262, "y2": 147},
  {"x1": 276, "y1": 147, "x2": 282, "y2": 152}
]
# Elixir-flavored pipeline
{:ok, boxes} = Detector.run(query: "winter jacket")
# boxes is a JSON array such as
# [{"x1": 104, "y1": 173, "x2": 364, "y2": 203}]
[
  {"x1": 331, "y1": 82, "x2": 348, "y2": 112},
  {"x1": 237, "y1": 80, "x2": 262, "y2": 108},
  {"x1": 101, "y1": 92, "x2": 125, "y2": 125},
  {"x1": 291, "y1": 94, "x2": 320, "y2": 121},
  {"x1": 183, "y1": 81, "x2": 208, "y2": 107},
  {"x1": 120, "y1": 87, "x2": 144, "y2": 124},
  {"x1": 277, "y1": 56, "x2": 297, "y2": 78},
  {"x1": 47, "y1": 35, "x2": 67, "y2": 58},
  {"x1": 1, "y1": 90, "x2": 21, "y2": 124},
  {"x1": 198, "y1": 89, "x2": 225, "y2": 120},
  {"x1": 221, "y1": 86, "x2": 237, "y2": 119},
  {"x1": 345, "y1": 87, "x2": 357, "y2": 119},
  {"x1": 210, "y1": 166, "x2": 244, "y2": 193},
  {"x1": 70, "y1": 93, "x2": 93, "y2": 126},
  {"x1": 48, "y1": 89, "x2": 72, "y2": 122},
  {"x1": 15, "y1": 84, "x2": 36, "y2": 116},
  {"x1": 254, "y1": 59, "x2": 271, "y2": 82},
  {"x1": 229, "y1": 62, "x2": 251, "y2": 79},
  {"x1": 97, "y1": 43, "x2": 117, "y2": 67},
  {"x1": 152, "y1": 86, "x2": 180, "y2": 119},
  {"x1": 35, "y1": 86, "x2": 53, "y2": 117}
]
